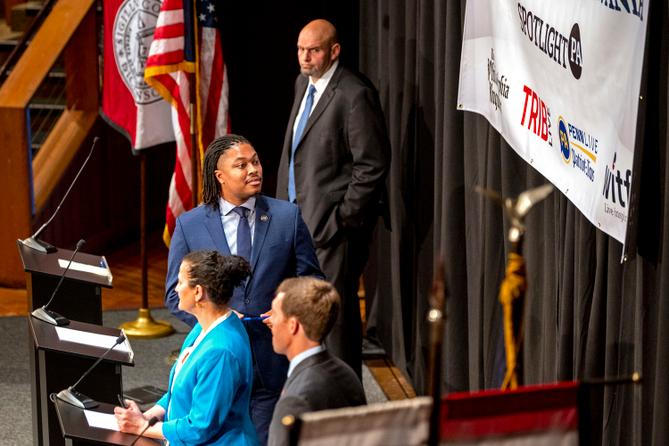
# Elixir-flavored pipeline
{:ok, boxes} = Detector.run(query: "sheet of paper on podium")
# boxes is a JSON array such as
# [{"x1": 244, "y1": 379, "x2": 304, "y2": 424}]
[
  {"x1": 57, "y1": 257, "x2": 113, "y2": 282},
  {"x1": 84, "y1": 410, "x2": 120, "y2": 431},
  {"x1": 55, "y1": 326, "x2": 134, "y2": 359}
]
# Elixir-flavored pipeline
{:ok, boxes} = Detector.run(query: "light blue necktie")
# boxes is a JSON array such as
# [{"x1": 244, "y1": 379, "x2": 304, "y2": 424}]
[
  {"x1": 288, "y1": 85, "x2": 317, "y2": 203},
  {"x1": 232, "y1": 206, "x2": 251, "y2": 261}
]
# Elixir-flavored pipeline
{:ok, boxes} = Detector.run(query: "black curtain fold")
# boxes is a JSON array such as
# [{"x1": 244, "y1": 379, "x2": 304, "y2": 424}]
[{"x1": 360, "y1": 0, "x2": 668, "y2": 443}]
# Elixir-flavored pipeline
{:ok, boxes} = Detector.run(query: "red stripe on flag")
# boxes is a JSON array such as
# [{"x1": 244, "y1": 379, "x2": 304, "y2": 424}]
[
  {"x1": 202, "y1": 34, "x2": 223, "y2": 145},
  {"x1": 152, "y1": 23, "x2": 186, "y2": 40}
]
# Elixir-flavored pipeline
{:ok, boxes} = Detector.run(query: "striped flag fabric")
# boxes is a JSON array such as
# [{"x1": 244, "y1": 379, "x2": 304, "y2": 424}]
[
  {"x1": 144, "y1": 0, "x2": 229, "y2": 245},
  {"x1": 196, "y1": 0, "x2": 230, "y2": 150}
]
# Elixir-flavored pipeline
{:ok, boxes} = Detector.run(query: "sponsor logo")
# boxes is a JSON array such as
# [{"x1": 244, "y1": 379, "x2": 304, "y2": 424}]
[
  {"x1": 113, "y1": 0, "x2": 163, "y2": 105},
  {"x1": 602, "y1": 152, "x2": 632, "y2": 222},
  {"x1": 600, "y1": 0, "x2": 644, "y2": 22},
  {"x1": 517, "y1": 2, "x2": 583, "y2": 79},
  {"x1": 487, "y1": 48, "x2": 509, "y2": 111},
  {"x1": 520, "y1": 85, "x2": 552, "y2": 146},
  {"x1": 558, "y1": 118, "x2": 571, "y2": 162},
  {"x1": 558, "y1": 116, "x2": 597, "y2": 182}
]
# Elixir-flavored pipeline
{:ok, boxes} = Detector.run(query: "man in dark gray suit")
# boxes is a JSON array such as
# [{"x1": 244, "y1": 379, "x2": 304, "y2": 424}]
[
  {"x1": 265, "y1": 277, "x2": 366, "y2": 446},
  {"x1": 276, "y1": 19, "x2": 391, "y2": 378}
]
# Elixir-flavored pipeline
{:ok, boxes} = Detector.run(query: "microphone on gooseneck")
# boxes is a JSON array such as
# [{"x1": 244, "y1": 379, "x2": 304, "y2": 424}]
[
  {"x1": 19, "y1": 136, "x2": 99, "y2": 254},
  {"x1": 129, "y1": 417, "x2": 159, "y2": 446},
  {"x1": 56, "y1": 332, "x2": 127, "y2": 409},
  {"x1": 31, "y1": 238, "x2": 86, "y2": 326}
]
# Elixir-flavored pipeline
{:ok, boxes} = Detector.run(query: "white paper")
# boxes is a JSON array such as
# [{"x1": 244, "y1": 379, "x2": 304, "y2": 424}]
[
  {"x1": 84, "y1": 410, "x2": 120, "y2": 431},
  {"x1": 57, "y1": 258, "x2": 113, "y2": 282},
  {"x1": 55, "y1": 326, "x2": 133, "y2": 358}
]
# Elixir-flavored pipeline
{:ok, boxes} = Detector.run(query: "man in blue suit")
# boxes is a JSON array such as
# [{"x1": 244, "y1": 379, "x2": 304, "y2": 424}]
[{"x1": 165, "y1": 134, "x2": 323, "y2": 445}]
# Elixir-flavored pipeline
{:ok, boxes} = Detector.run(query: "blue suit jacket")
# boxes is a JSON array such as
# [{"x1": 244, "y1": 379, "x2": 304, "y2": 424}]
[
  {"x1": 157, "y1": 316, "x2": 257, "y2": 445},
  {"x1": 165, "y1": 195, "x2": 324, "y2": 391}
]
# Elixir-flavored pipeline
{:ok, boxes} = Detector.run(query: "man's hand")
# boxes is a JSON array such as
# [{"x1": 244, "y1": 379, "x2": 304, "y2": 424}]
[{"x1": 261, "y1": 309, "x2": 273, "y2": 329}]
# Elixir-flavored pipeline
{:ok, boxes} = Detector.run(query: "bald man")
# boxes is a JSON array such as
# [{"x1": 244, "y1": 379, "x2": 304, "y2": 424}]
[{"x1": 276, "y1": 19, "x2": 390, "y2": 378}]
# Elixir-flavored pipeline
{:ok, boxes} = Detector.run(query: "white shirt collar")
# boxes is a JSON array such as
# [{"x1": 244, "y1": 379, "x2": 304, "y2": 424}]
[
  {"x1": 309, "y1": 59, "x2": 338, "y2": 95},
  {"x1": 195, "y1": 310, "x2": 232, "y2": 346},
  {"x1": 288, "y1": 344, "x2": 325, "y2": 377},
  {"x1": 219, "y1": 196, "x2": 256, "y2": 216}
]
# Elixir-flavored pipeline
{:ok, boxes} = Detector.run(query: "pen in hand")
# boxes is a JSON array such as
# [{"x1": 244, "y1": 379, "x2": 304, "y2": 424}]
[
  {"x1": 118, "y1": 394, "x2": 127, "y2": 409},
  {"x1": 241, "y1": 315, "x2": 269, "y2": 322}
]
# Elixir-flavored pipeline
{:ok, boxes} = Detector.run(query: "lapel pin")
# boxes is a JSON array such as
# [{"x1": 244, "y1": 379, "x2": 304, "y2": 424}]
[{"x1": 260, "y1": 214, "x2": 269, "y2": 222}]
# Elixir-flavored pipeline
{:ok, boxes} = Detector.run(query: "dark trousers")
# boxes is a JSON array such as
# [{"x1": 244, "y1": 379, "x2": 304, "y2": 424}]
[
  {"x1": 317, "y1": 226, "x2": 373, "y2": 379},
  {"x1": 250, "y1": 364, "x2": 280, "y2": 446}
]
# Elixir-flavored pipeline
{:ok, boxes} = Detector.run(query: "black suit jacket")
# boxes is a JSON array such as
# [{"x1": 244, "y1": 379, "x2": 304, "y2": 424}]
[
  {"x1": 277, "y1": 65, "x2": 390, "y2": 247},
  {"x1": 267, "y1": 350, "x2": 366, "y2": 446}
]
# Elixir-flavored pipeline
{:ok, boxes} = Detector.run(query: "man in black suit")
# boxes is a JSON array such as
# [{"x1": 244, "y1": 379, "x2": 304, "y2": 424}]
[
  {"x1": 265, "y1": 277, "x2": 366, "y2": 446},
  {"x1": 276, "y1": 19, "x2": 391, "y2": 378}
]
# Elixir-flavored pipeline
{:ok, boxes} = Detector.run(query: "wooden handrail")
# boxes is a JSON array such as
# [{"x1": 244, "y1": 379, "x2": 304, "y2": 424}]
[
  {"x1": 0, "y1": 0, "x2": 57, "y2": 81},
  {"x1": 0, "y1": 0, "x2": 95, "y2": 108},
  {"x1": 0, "y1": 0, "x2": 98, "y2": 287}
]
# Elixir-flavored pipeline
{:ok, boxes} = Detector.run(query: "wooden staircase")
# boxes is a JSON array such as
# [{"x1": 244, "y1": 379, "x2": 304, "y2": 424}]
[
  {"x1": 0, "y1": 19, "x2": 20, "y2": 63},
  {"x1": 1, "y1": 0, "x2": 68, "y2": 157},
  {"x1": 0, "y1": 0, "x2": 99, "y2": 287},
  {"x1": 9, "y1": 0, "x2": 42, "y2": 32}
]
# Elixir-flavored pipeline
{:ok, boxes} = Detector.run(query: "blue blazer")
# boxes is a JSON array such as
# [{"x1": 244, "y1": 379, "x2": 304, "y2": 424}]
[
  {"x1": 165, "y1": 195, "x2": 324, "y2": 391},
  {"x1": 157, "y1": 316, "x2": 257, "y2": 445}
]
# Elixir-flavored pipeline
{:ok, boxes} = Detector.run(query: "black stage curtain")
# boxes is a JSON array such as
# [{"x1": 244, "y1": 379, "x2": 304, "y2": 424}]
[{"x1": 360, "y1": 1, "x2": 668, "y2": 444}]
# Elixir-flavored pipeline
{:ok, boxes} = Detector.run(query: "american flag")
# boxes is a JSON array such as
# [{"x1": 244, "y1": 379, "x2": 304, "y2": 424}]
[{"x1": 144, "y1": 0, "x2": 229, "y2": 245}]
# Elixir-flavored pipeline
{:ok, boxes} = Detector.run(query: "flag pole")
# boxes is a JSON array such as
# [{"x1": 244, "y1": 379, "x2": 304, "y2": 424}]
[
  {"x1": 190, "y1": 0, "x2": 200, "y2": 208},
  {"x1": 190, "y1": 99, "x2": 198, "y2": 208},
  {"x1": 427, "y1": 259, "x2": 446, "y2": 446},
  {"x1": 119, "y1": 152, "x2": 175, "y2": 339}
]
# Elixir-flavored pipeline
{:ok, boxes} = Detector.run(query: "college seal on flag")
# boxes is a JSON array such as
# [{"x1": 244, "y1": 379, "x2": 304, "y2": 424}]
[{"x1": 113, "y1": 0, "x2": 163, "y2": 105}]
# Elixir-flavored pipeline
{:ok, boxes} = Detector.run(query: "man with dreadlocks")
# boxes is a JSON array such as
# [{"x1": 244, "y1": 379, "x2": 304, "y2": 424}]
[{"x1": 165, "y1": 134, "x2": 323, "y2": 445}]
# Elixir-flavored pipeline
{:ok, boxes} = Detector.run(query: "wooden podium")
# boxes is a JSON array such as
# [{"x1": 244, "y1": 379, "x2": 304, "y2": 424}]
[
  {"x1": 29, "y1": 317, "x2": 134, "y2": 446},
  {"x1": 18, "y1": 241, "x2": 113, "y2": 325},
  {"x1": 53, "y1": 399, "x2": 160, "y2": 446}
]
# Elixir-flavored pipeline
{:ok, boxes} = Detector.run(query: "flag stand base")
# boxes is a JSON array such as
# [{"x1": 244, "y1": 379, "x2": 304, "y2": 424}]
[{"x1": 119, "y1": 308, "x2": 174, "y2": 339}]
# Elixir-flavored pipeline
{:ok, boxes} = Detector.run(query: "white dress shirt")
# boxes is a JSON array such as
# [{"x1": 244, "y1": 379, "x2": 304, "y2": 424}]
[
  {"x1": 287, "y1": 344, "x2": 326, "y2": 378},
  {"x1": 219, "y1": 196, "x2": 256, "y2": 255},
  {"x1": 292, "y1": 60, "x2": 339, "y2": 137}
]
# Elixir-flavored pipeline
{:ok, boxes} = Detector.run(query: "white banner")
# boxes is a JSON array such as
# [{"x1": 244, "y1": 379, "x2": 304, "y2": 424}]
[{"x1": 458, "y1": 0, "x2": 649, "y2": 243}]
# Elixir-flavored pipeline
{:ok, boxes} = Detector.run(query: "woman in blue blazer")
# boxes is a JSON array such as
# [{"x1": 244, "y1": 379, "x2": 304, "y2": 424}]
[{"x1": 115, "y1": 251, "x2": 258, "y2": 445}]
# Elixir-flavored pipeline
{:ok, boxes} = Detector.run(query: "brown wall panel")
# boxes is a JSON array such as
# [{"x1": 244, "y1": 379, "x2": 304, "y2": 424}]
[{"x1": 0, "y1": 107, "x2": 31, "y2": 287}]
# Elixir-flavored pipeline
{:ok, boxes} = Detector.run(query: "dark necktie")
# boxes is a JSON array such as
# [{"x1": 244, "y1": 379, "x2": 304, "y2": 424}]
[
  {"x1": 288, "y1": 84, "x2": 317, "y2": 203},
  {"x1": 232, "y1": 206, "x2": 251, "y2": 261}
]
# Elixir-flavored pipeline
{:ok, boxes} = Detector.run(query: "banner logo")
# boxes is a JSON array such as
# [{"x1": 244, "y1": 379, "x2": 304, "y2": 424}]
[
  {"x1": 602, "y1": 152, "x2": 632, "y2": 220},
  {"x1": 558, "y1": 117, "x2": 571, "y2": 162},
  {"x1": 517, "y1": 3, "x2": 583, "y2": 79},
  {"x1": 600, "y1": 0, "x2": 644, "y2": 21},
  {"x1": 568, "y1": 24, "x2": 583, "y2": 80},
  {"x1": 559, "y1": 116, "x2": 597, "y2": 182},
  {"x1": 520, "y1": 85, "x2": 552, "y2": 146},
  {"x1": 113, "y1": 0, "x2": 163, "y2": 105},
  {"x1": 488, "y1": 49, "x2": 509, "y2": 111}
]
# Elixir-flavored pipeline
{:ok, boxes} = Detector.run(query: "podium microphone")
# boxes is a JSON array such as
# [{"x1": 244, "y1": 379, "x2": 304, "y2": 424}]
[
  {"x1": 130, "y1": 417, "x2": 159, "y2": 446},
  {"x1": 31, "y1": 238, "x2": 86, "y2": 326},
  {"x1": 19, "y1": 136, "x2": 99, "y2": 254},
  {"x1": 56, "y1": 332, "x2": 127, "y2": 409}
]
